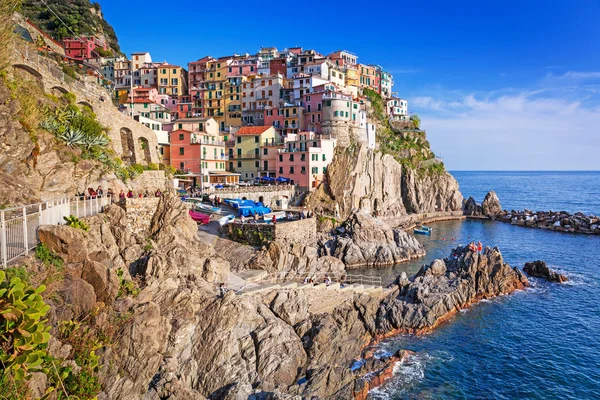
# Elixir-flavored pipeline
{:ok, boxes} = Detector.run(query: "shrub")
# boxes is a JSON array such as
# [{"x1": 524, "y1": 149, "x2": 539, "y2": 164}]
[
  {"x1": 0, "y1": 270, "x2": 51, "y2": 381},
  {"x1": 61, "y1": 65, "x2": 78, "y2": 80},
  {"x1": 116, "y1": 269, "x2": 139, "y2": 298},
  {"x1": 35, "y1": 243, "x2": 64, "y2": 270},
  {"x1": 63, "y1": 215, "x2": 89, "y2": 231},
  {"x1": 147, "y1": 162, "x2": 159, "y2": 171}
]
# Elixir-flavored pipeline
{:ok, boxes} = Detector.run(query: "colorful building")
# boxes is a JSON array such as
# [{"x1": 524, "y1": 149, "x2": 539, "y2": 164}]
[
  {"x1": 158, "y1": 65, "x2": 188, "y2": 98},
  {"x1": 231, "y1": 126, "x2": 278, "y2": 181},
  {"x1": 387, "y1": 98, "x2": 409, "y2": 121},
  {"x1": 63, "y1": 36, "x2": 107, "y2": 60},
  {"x1": 358, "y1": 64, "x2": 381, "y2": 93},
  {"x1": 275, "y1": 132, "x2": 336, "y2": 190}
]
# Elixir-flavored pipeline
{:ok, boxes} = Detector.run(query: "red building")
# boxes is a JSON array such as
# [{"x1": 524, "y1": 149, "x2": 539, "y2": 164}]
[{"x1": 63, "y1": 36, "x2": 108, "y2": 60}]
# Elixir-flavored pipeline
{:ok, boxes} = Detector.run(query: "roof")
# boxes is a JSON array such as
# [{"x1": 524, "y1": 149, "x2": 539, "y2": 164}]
[
  {"x1": 236, "y1": 126, "x2": 273, "y2": 135},
  {"x1": 132, "y1": 99, "x2": 154, "y2": 103}
]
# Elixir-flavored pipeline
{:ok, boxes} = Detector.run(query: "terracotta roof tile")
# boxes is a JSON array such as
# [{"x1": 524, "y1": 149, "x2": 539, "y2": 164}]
[{"x1": 236, "y1": 126, "x2": 273, "y2": 135}]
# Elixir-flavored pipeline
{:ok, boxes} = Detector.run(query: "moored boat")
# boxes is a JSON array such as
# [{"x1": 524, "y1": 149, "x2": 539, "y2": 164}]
[{"x1": 218, "y1": 214, "x2": 236, "y2": 227}]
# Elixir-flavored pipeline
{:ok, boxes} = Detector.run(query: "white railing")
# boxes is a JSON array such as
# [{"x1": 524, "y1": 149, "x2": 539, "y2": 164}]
[{"x1": 0, "y1": 196, "x2": 111, "y2": 268}]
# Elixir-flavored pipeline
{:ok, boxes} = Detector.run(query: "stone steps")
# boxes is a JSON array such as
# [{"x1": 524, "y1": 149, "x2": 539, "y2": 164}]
[{"x1": 241, "y1": 283, "x2": 280, "y2": 295}]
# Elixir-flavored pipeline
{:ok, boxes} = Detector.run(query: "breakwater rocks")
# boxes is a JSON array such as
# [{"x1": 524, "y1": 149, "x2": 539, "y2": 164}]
[
  {"x1": 524, "y1": 260, "x2": 568, "y2": 283},
  {"x1": 494, "y1": 210, "x2": 600, "y2": 235}
]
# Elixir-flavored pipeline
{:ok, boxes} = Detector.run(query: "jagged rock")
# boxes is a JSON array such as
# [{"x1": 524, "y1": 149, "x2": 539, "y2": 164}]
[
  {"x1": 464, "y1": 196, "x2": 482, "y2": 216},
  {"x1": 55, "y1": 277, "x2": 97, "y2": 321},
  {"x1": 523, "y1": 260, "x2": 568, "y2": 283},
  {"x1": 81, "y1": 258, "x2": 120, "y2": 303},
  {"x1": 270, "y1": 290, "x2": 309, "y2": 326},
  {"x1": 329, "y1": 212, "x2": 425, "y2": 267},
  {"x1": 26, "y1": 372, "x2": 48, "y2": 399},
  {"x1": 307, "y1": 143, "x2": 463, "y2": 219},
  {"x1": 38, "y1": 225, "x2": 88, "y2": 263},
  {"x1": 482, "y1": 190, "x2": 502, "y2": 216}
]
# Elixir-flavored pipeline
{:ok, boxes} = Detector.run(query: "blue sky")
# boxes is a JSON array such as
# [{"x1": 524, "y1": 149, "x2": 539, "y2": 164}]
[{"x1": 98, "y1": 0, "x2": 600, "y2": 170}]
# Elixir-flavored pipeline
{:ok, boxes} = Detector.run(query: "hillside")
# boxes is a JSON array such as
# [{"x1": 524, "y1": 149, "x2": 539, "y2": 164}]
[{"x1": 20, "y1": 0, "x2": 121, "y2": 55}]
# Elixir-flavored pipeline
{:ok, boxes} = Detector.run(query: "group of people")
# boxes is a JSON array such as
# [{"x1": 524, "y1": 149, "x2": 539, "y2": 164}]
[
  {"x1": 303, "y1": 273, "x2": 341, "y2": 287},
  {"x1": 212, "y1": 196, "x2": 223, "y2": 207},
  {"x1": 468, "y1": 241, "x2": 483, "y2": 254},
  {"x1": 78, "y1": 187, "x2": 163, "y2": 201}
]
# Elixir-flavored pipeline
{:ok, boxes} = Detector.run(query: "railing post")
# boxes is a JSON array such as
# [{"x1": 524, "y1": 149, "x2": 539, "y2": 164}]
[
  {"x1": 1, "y1": 211, "x2": 6, "y2": 269},
  {"x1": 38, "y1": 204, "x2": 42, "y2": 228},
  {"x1": 76, "y1": 197, "x2": 79, "y2": 218},
  {"x1": 22, "y1": 207, "x2": 28, "y2": 255},
  {"x1": 83, "y1": 197, "x2": 87, "y2": 217}
]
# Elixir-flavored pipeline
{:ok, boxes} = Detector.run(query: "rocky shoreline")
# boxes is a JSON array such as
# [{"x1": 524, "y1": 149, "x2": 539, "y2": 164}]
[{"x1": 25, "y1": 195, "x2": 531, "y2": 399}]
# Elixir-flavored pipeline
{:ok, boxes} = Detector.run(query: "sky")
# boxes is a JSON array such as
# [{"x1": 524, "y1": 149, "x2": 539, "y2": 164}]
[{"x1": 97, "y1": 0, "x2": 600, "y2": 170}]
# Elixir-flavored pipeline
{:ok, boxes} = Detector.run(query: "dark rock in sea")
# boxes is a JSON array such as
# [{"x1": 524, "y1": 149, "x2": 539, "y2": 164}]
[
  {"x1": 523, "y1": 260, "x2": 568, "y2": 283},
  {"x1": 464, "y1": 196, "x2": 482, "y2": 216}
]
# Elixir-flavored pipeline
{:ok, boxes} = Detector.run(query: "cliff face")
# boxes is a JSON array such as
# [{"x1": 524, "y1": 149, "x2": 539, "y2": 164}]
[{"x1": 309, "y1": 142, "x2": 463, "y2": 221}]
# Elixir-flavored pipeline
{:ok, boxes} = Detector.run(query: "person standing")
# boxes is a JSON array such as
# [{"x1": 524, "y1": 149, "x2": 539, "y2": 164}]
[{"x1": 477, "y1": 241, "x2": 483, "y2": 254}]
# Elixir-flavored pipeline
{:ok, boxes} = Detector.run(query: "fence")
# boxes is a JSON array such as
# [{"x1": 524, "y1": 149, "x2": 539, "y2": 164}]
[{"x1": 0, "y1": 196, "x2": 111, "y2": 268}]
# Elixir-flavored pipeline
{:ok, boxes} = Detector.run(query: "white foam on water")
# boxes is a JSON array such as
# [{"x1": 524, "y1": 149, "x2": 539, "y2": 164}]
[{"x1": 367, "y1": 353, "x2": 430, "y2": 399}]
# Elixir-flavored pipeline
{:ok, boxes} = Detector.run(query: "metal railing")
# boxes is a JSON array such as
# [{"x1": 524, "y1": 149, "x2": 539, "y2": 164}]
[{"x1": 0, "y1": 196, "x2": 111, "y2": 268}]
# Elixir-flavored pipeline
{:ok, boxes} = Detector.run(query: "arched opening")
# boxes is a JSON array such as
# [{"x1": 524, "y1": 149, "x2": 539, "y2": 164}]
[
  {"x1": 12, "y1": 64, "x2": 43, "y2": 81},
  {"x1": 138, "y1": 137, "x2": 151, "y2": 164},
  {"x1": 51, "y1": 86, "x2": 68, "y2": 96},
  {"x1": 78, "y1": 101, "x2": 93, "y2": 112},
  {"x1": 120, "y1": 127, "x2": 135, "y2": 165},
  {"x1": 258, "y1": 196, "x2": 264, "y2": 204}
]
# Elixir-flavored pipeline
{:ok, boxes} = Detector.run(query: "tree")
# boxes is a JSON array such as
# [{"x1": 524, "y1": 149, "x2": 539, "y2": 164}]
[{"x1": 410, "y1": 114, "x2": 421, "y2": 129}]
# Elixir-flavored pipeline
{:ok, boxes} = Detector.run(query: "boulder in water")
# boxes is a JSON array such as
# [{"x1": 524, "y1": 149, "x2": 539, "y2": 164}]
[{"x1": 523, "y1": 260, "x2": 568, "y2": 283}]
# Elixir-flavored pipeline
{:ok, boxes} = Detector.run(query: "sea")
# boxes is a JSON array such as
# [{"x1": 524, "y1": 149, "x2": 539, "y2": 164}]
[{"x1": 362, "y1": 171, "x2": 600, "y2": 399}]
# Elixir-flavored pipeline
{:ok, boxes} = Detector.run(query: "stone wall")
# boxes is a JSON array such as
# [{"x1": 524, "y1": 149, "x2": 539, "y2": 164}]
[
  {"x1": 10, "y1": 43, "x2": 160, "y2": 166},
  {"x1": 223, "y1": 217, "x2": 317, "y2": 248},
  {"x1": 127, "y1": 171, "x2": 172, "y2": 194},
  {"x1": 213, "y1": 186, "x2": 297, "y2": 208},
  {"x1": 117, "y1": 197, "x2": 160, "y2": 235},
  {"x1": 274, "y1": 218, "x2": 317, "y2": 248}
]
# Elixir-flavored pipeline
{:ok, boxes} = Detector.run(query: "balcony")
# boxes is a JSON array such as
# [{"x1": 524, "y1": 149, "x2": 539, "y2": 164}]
[{"x1": 263, "y1": 140, "x2": 284, "y2": 147}]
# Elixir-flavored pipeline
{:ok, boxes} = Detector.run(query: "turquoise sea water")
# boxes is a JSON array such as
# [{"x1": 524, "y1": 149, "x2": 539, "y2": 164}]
[{"x1": 366, "y1": 171, "x2": 600, "y2": 399}]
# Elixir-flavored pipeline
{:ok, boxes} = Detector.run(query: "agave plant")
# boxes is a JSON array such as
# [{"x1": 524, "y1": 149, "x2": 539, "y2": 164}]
[
  {"x1": 39, "y1": 118, "x2": 59, "y2": 133},
  {"x1": 58, "y1": 129, "x2": 85, "y2": 147},
  {"x1": 82, "y1": 134, "x2": 110, "y2": 150}
]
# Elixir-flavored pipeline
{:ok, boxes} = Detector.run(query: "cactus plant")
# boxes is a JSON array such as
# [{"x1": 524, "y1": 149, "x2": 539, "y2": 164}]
[
  {"x1": 58, "y1": 129, "x2": 85, "y2": 147},
  {"x1": 63, "y1": 215, "x2": 89, "y2": 231},
  {"x1": 0, "y1": 271, "x2": 51, "y2": 380}
]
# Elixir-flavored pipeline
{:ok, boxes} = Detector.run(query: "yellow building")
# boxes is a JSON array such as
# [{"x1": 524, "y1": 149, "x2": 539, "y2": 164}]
[
  {"x1": 157, "y1": 64, "x2": 188, "y2": 98},
  {"x1": 224, "y1": 75, "x2": 245, "y2": 129},
  {"x1": 203, "y1": 58, "x2": 233, "y2": 131},
  {"x1": 232, "y1": 126, "x2": 277, "y2": 181},
  {"x1": 345, "y1": 65, "x2": 359, "y2": 88}
]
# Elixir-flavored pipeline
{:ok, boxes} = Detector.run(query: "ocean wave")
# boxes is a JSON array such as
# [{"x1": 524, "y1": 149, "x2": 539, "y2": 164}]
[{"x1": 367, "y1": 353, "x2": 430, "y2": 399}]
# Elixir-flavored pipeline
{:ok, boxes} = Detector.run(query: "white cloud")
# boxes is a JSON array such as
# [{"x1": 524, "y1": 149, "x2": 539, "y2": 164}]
[
  {"x1": 556, "y1": 71, "x2": 600, "y2": 80},
  {"x1": 411, "y1": 89, "x2": 600, "y2": 170}
]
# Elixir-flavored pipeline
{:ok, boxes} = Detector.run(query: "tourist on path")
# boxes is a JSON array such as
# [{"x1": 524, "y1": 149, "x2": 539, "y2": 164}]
[
  {"x1": 127, "y1": 190, "x2": 134, "y2": 198},
  {"x1": 477, "y1": 241, "x2": 483, "y2": 254},
  {"x1": 97, "y1": 186, "x2": 104, "y2": 197},
  {"x1": 119, "y1": 190, "x2": 125, "y2": 199},
  {"x1": 155, "y1": 189, "x2": 162, "y2": 197}
]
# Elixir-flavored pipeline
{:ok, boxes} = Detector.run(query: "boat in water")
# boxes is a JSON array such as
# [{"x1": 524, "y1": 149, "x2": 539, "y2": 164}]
[{"x1": 414, "y1": 225, "x2": 432, "y2": 235}]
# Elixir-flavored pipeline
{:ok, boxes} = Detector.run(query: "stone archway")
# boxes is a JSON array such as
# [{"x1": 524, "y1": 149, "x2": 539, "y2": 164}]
[
  {"x1": 78, "y1": 101, "x2": 93, "y2": 112},
  {"x1": 138, "y1": 137, "x2": 151, "y2": 164},
  {"x1": 120, "y1": 127, "x2": 135, "y2": 165},
  {"x1": 12, "y1": 64, "x2": 43, "y2": 81},
  {"x1": 51, "y1": 86, "x2": 68, "y2": 96}
]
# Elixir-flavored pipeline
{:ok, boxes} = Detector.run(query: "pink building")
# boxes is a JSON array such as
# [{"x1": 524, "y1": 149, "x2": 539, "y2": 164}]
[
  {"x1": 63, "y1": 36, "x2": 107, "y2": 60},
  {"x1": 275, "y1": 131, "x2": 336, "y2": 190},
  {"x1": 132, "y1": 87, "x2": 159, "y2": 103}
]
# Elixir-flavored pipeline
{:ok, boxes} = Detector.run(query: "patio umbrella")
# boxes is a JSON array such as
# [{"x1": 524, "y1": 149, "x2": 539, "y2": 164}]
[
  {"x1": 275, "y1": 176, "x2": 290, "y2": 182},
  {"x1": 261, "y1": 176, "x2": 275, "y2": 182}
]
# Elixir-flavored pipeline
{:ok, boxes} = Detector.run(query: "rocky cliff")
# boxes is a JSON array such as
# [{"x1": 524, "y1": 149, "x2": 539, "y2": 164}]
[
  {"x1": 308, "y1": 142, "x2": 463, "y2": 221},
  {"x1": 23, "y1": 197, "x2": 528, "y2": 399}
]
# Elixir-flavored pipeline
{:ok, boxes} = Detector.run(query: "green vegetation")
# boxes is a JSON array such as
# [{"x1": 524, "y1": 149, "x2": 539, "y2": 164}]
[
  {"x1": 63, "y1": 215, "x2": 89, "y2": 231},
  {"x1": 116, "y1": 269, "x2": 139, "y2": 298},
  {"x1": 410, "y1": 114, "x2": 421, "y2": 129},
  {"x1": 35, "y1": 243, "x2": 64, "y2": 270},
  {"x1": 20, "y1": 0, "x2": 123, "y2": 54},
  {"x1": 0, "y1": 270, "x2": 51, "y2": 381},
  {"x1": 61, "y1": 64, "x2": 78, "y2": 80}
]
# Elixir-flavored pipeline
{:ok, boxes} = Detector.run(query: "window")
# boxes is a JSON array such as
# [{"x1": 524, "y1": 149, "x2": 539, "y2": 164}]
[
  {"x1": 312, "y1": 167, "x2": 318, "y2": 174},
  {"x1": 179, "y1": 147, "x2": 184, "y2": 155},
  {"x1": 279, "y1": 167, "x2": 283, "y2": 174},
  {"x1": 301, "y1": 166, "x2": 306, "y2": 174},
  {"x1": 334, "y1": 111, "x2": 339, "y2": 117},
  {"x1": 178, "y1": 123, "x2": 182, "y2": 129},
  {"x1": 255, "y1": 161, "x2": 259, "y2": 168},
  {"x1": 268, "y1": 90, "x2": 273, "y2": 96},
  {"x1": 199, "y1": 122, "x2": 204, "y2": 131},
  {"x1": 279, "y1": 155, "x2": 283, "y2": 162},
  {"x1": 237, "y1": 148, "x2": 242, "y2": 156},
  {"x1": 254, "y1": 136, "x2": 259, "y2": 143},
  {"x1": 238, "y1": 161, "x2": 242, "y2": 167},
  {"x1": 263, "y1": 148, "x2": 268, "y2": 155},
  {"x1": 323, "y1": 166, "x2": 327, "y2": 173},
  {"x1": 159, "y1": 147, "x2": 164, "y2": 155},
  {"x1": 290, "y1": 167, "x2": 295, "y2": 174},
  {"x1": 322, "y1": 154, "x2": 326, "y2": 161},
  {"x1": 179, "y1": 162, "x2": 184, "y2": 170},
  {"x1": 237, "y1": 137, "x2": 241, "y2": 144},
  {"x1": 179, "y1": 133, "x2": 184, "y2": 140},
  {"x1": 289, "y1": 154, "x2": 294, "y2": 161}
]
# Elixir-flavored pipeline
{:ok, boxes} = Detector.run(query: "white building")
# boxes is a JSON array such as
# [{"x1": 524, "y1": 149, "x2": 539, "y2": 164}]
[{"x1": 386, "y1": 98, "x2": 409, "y2": 121}]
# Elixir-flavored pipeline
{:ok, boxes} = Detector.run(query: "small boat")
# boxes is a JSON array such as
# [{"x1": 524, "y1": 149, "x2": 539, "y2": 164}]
[
  {"x1": 196, "y1": 203, "x2": 221, "y2": 213},
  {"x1": 414, "y1": 227, "x2": 431, "y2": 235},
  {"x1": 189, "y1": 210, "x2": 210, "y2": 224},
  {"x1": 263, "y1": 211, "x2": 286, "y2": 223},
  {"x1": 218, "y1": 214, "x2": 236, "y2": 227},
  {"x1": 420, "y1": 225, "x2": 432, "y2": 232}
]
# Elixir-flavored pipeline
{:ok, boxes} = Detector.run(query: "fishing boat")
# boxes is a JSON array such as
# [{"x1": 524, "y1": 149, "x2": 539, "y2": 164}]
[
  {"x1": 195, "y1": 203, "x2": 221, "y2": 213},
  {"x1": 218, "y1": 214, "x2": 236, "y2": 227},
  {"x1": 263, "y1": 211, "x2": 286, "y2": 223},
  {"x1": 413, "y1": 228, "x2": 431, "y2": 235},
  {"x1": 189, "y1": 209, "x2": 210, "y2": 224}
]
